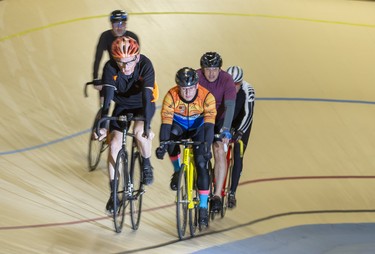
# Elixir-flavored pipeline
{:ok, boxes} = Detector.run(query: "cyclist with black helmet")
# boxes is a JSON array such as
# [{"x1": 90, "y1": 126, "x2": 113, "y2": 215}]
[
  {"x1": 226, "y1": 66, "x2": 255, "y2": 208},
  {"x1": 92, "y1": 10, "x2": 139, "y2": 96},
  {"x1": 197, "y1": 52, "x2": 237, "y2": 213},
  {"x1": 95, "y1": 36, "x2": 157, "y2": 214},
  {"x1": 155, "y1": 67, "x2": 216, "y2": 226}
]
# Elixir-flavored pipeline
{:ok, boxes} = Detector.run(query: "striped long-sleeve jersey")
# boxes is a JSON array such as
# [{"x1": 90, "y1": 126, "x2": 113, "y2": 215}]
[{"x1": 232, "y1": 81, "x2": 255, "y2": 133}]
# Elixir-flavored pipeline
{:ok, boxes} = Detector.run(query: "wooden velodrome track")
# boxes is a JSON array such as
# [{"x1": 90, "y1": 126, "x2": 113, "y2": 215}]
[{"x1": 1, "y1": 0, "x2": 375, "y2": 253}]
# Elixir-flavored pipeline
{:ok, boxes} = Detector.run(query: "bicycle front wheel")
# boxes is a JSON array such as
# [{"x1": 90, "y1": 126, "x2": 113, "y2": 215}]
[
  {"x1": 130, "y1": 148, "x2": 144, "y2": 230},
  {"x1": 176, "y1": 164, "x2": 188, "y2": 240},
  {"x1": 113, "y1": 149, "x2": 129, "y2": 233}
]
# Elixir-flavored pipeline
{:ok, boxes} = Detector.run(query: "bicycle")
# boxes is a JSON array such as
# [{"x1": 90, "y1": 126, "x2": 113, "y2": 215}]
[
  {"x1": 160, "y1": 139, "x2": 207, "y2": 240},
  {"x1": 209, "y1": 138, "x2": 243, "y2": 220},
  {"x1": 84, "y1": 81, "x2": 108, "y2": 171},
  {"x1": 96, "y1": 113, "x2": 145, "y2": 233}
]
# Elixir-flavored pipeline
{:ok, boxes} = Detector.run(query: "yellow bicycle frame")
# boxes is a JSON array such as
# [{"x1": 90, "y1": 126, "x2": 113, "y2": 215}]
[
  {"x1": 238, "y1": 139, "x2": 244, "y2": 158},
  {"x1": 183, "y1": 145, "x2": 197, "y2": 210}
]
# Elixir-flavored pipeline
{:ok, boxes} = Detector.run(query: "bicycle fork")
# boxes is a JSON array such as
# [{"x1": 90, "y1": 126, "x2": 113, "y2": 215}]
[{"x1": 184, "y1": 148, "x2": 196, "y2": 210}]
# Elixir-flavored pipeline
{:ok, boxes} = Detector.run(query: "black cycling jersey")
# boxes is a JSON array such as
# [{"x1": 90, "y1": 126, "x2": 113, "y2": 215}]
[
  {"x1": 93, "y1": 30, "x2": 139, "y2": 80},
  {"x1": 101, "y1": 54, "x2": 155, "y2": 129}
]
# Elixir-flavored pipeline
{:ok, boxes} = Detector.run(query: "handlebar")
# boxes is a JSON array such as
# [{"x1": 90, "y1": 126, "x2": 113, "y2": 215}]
[
  {"x1": 96, "y1": 113, "x2": 145, "y2": 137},
  {"x1": 160, "y1": 140, "x2": 206, "y2": 148},
  {"x1": 84, "y1": 81, "x2": 95, "y2": 98},
  {"x1": 214, "y1": 134, "x2": 244, "y2": 155}
]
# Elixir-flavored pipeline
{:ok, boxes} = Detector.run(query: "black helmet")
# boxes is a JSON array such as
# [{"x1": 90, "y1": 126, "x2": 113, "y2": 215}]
[
  {"x1": 200, "y1": 52, "x2": 223, "y2": 68},
  {"x1": 110, "y1": 10, "x2": 128, "y2": 23},
  {"x1": 175, "y1": 67, "x2": 199, "y2": 87}
]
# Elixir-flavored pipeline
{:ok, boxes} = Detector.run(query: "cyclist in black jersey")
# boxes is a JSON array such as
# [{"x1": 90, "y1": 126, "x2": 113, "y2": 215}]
[
  {"x1": 92, "y1": 10, "x2": 139, "y2": 101},
  {"x1": 226, "y1": 66, "x2": 255, "y2": 208},
  {"x1": 95, "y1": 36, "x2": 156, "y2": 214}
]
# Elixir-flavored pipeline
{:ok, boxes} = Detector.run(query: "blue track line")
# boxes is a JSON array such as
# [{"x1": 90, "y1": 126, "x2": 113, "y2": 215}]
[
  {"x1": 1, "y1": 97, "x2": 375, "y2": 156},
  {"x1": 258, "y1": 97, "x2": 375, "y2": 105},
  {"x1": 0, "y1": 129, "x2": 90, "y2": 156}
]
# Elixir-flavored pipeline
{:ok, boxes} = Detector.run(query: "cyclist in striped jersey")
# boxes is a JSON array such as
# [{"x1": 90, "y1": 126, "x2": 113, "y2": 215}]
[{"x1": 226, "y1": 66, "x2": 255, "y2": 208}]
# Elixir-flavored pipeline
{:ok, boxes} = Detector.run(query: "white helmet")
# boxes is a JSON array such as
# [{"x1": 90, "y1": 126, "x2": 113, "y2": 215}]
[{"x1": 226, "y1": 66, "x2": 243, "y2": 83}]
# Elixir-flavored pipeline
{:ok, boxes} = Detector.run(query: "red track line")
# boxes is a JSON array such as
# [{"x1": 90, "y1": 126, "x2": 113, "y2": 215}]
[
  {"x1": 241, "y1": 175, "x2": 375, "y2": 185},
  {"x1": 2, "y1": 176, "x2": 375, "y2": 230}
]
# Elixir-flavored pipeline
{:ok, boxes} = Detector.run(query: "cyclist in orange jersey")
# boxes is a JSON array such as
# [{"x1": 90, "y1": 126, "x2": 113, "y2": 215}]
[{"x1": 155, "y1": 67, "x2": 216, "y2": 226}]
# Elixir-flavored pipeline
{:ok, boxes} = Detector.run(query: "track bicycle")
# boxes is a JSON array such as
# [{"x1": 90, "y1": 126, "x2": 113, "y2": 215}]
[
  {"x1": 210, "y1": 138, "x2": 243, "y2": 220},
  {"x1": 160, "y1": 139, "x2": 207, "y2": 240},
  {"x1": 96, "y1": 114, "x2": 145, "y2": 233},
  {"x1": 84, "y1": 81, "x2": 108, "y2": 171}
]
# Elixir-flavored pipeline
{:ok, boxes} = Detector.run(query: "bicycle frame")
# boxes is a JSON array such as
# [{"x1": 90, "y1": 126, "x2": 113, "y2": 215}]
[
  {"x1": 183, "y1": 145, "x2": 198, "y2": 210},
  {"x1": 96, "y1": 114, "x2": 145, "y2": 232},
  {"x1": 162, "y1": 139, "x2": 206, "y2": 239},
  {"x1": 223, "y1": 139, "x2": 244, "y2": 196}
]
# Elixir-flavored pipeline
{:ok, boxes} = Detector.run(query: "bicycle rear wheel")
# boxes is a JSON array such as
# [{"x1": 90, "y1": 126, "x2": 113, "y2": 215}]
[
  {"x1": 130, "y1": 146, "x2": 144, "y2": 230},
  {"x1": 221, "y1": 146, "x2": 233, "y2": 218},
  {"x1": 176, "y1": 164, "x2": 188, "y2": 240},
  {"x1": 113, "y1": 149, "x2": 128, "y2": 233},
  {"x1": 190, "y1": 187, "x2": 199, "y2": 235},
  {"x1": 88, "y1": 109, "x2": 107, "y2": 171},
  {"x1": 208, "y1": 161, "x2": 218, "y2": 221}
]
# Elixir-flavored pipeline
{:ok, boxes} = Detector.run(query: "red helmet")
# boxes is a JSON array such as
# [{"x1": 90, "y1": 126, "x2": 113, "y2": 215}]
[{"x1": 111, "y1": 36, "x2": 140, "y2": 61}]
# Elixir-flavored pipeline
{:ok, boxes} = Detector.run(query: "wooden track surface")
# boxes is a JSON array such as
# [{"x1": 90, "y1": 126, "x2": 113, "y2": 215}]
[{"x1": 1, "y1": 0, "x2": 375, "y2": 253}]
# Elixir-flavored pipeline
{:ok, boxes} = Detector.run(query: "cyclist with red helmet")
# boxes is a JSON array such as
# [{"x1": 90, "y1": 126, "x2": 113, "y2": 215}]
[
  {"x1": 197, "y1": 52, "x2": 237, "y2": 213},
  {"x1": 226, "y1": 66, "x2": 255, "y2": 208},
  {"x1": 95, "y1": 36, "x2": 157, "y2": 214},
  {"x1": 92, "y1": 10, "x2": 139, "y2": 94},
  {"x1": 155, "y1": 67, "x2": 216, "y2": 226}
]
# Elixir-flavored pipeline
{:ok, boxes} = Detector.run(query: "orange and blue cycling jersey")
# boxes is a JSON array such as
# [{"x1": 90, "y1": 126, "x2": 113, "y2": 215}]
[{"x1": 161, "y1": 84, "x2": 216, "y2": 131}]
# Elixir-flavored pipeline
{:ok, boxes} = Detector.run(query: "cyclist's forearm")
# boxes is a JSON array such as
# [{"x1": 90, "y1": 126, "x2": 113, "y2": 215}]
[
  {"x1": 159, "y1": 123, "x2": 172, "y2": 142},
  {"x1": 223, "y1": 99, "x2": 235, "y2": 130},
  {"x1": 143, "y1": 88, "x2": 155, "y2": 130},
  {"x1": 101, "y1": 86, "x2": 114, "y2": 117},
  {"x1": 204, "y1": 123, "x2": 214, "y2": 147}
]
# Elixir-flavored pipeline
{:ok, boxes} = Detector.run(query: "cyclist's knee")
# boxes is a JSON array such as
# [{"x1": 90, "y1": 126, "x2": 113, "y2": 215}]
[
  {"x1": 195, "y1": 155, "x2": 207, "y2": 171},
  {"x1": 109, "y1": 139, "x2": 121, "y2": 155},
  {"x1": 213, "y1": 143, "x2": 225, "y2": 157}
]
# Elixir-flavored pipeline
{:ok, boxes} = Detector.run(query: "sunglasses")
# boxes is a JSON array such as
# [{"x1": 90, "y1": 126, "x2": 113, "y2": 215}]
[{"x1": 116, "y1": 56, "x2": 138, "y2": 68}]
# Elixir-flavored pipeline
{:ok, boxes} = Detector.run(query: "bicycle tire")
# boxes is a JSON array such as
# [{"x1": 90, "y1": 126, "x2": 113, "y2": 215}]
[
  {"x1": 208, "y1": 161, "x2": 217, "y2": 221},
  {"x1": 130, "y1": 145, "x2": 143, "y2": 230},
  {"x1": 221, "y1": 144, "x2": 233, "y2": 218},
  {"x1": 191, "y1": 187, "x2": 201, "y2": 234},
  {"x1": 113, "y1": 149, "x2": 128, "y2": 233},
  {"x1": 189, "y1": 178, "x2": 200, "y2": 235},
  {"x1": 88, "y1": 109, "x2": 106, "y2": 171},
  {"x1": 176, "y1": 164, "x2": 188, "y2": 240}
]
